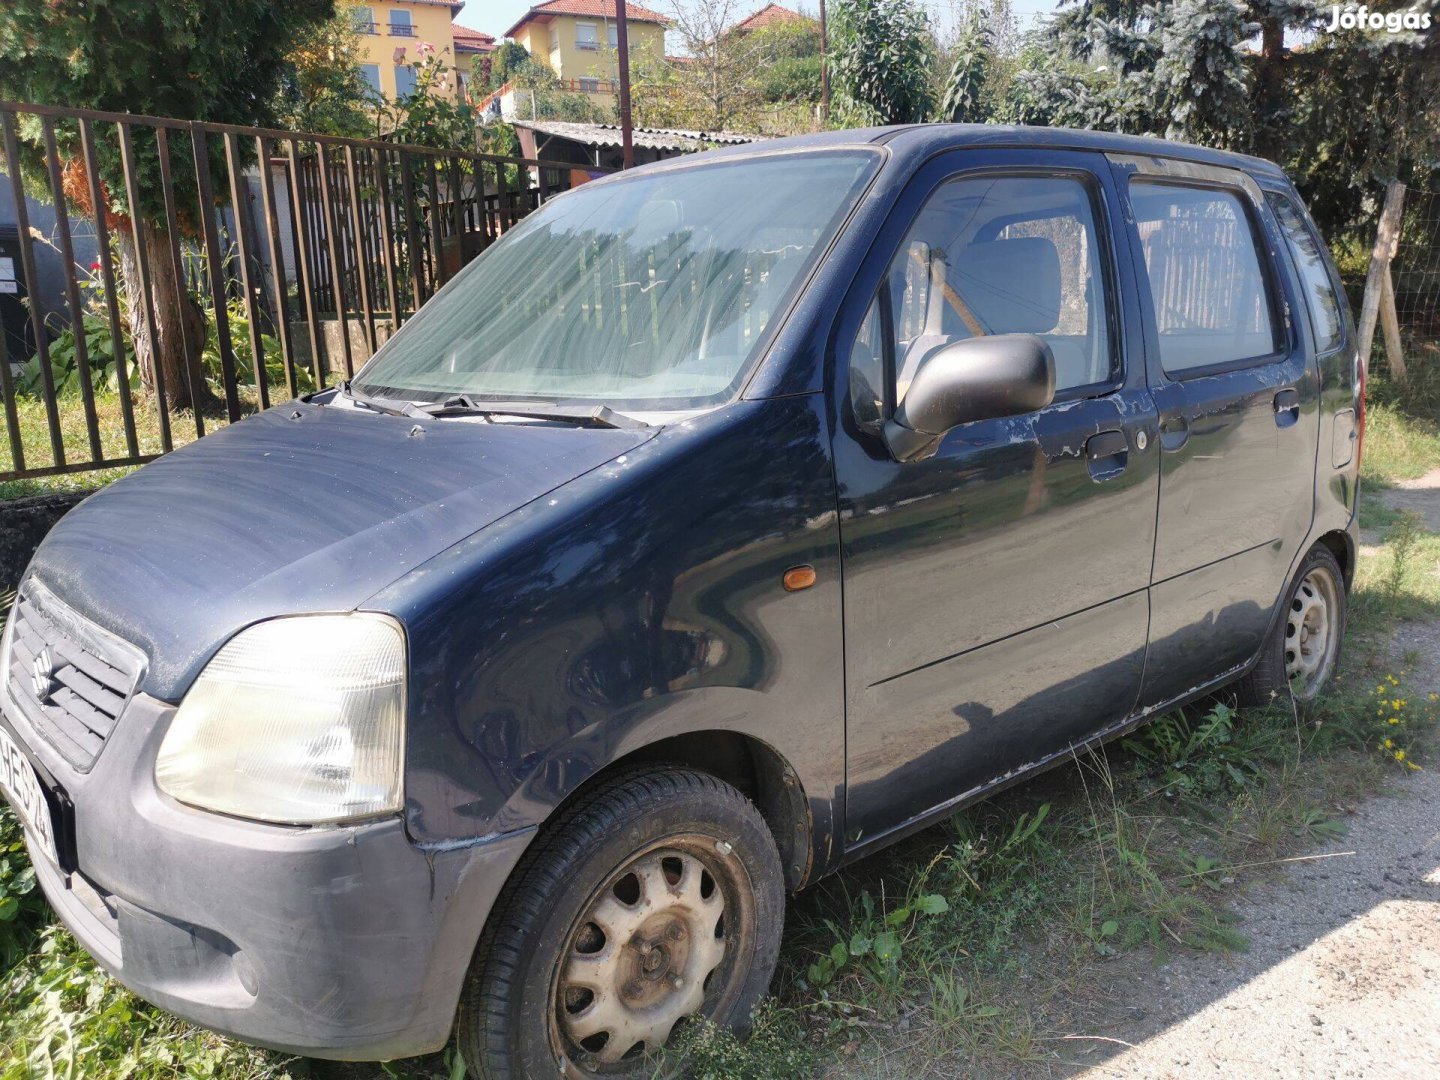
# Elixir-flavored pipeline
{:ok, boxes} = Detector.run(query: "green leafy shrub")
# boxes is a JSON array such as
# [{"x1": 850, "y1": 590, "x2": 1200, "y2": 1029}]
[
  {"x1": 1124, "y1": 702, "x2": 1262, "y2": 797},
  {"x1": 18, "y1": 314, "x2": 138, "y2": 398},
  {"x1": 0, "y1": 808, "x2": 48, "y2": 972}
]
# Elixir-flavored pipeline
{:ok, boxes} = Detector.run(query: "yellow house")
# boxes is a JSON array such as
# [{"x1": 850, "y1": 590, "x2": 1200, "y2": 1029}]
[
  {"x1": 503, "y1": 0, "x2": 668, "y2": 110},
  {"x1": 452, "y1": 26, "x2": 498, "y2": 100},
  {"x1": 350, "y1": 0, "x2": 468, "y2": 101}
]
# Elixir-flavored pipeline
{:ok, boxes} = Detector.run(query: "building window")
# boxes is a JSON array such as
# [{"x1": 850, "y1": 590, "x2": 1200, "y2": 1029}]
[
  {"x1": 360, "y1": 64, "x2": 382, "y2": 96},
  {"x1": 608, "y1": 23, "x2": 618, "y2": 47},
  {"x1": 549, "y1": 27, "x2": 560, "y2": 52},
  {"x1": 395, "y1": 64, "x2": 418, "y2": 97},
  {"x1": 389, "y1": 9, "x2": 414, "y2": 36},
  {"x1": 578, "y1": 77, "x2": 601, "y2": 93},
  {"x1": 575, "y1": 22, "x2": 599, "y2": 49},
  {"x1": 351, "y1": 6, "x2": 377, "y2": 33}
]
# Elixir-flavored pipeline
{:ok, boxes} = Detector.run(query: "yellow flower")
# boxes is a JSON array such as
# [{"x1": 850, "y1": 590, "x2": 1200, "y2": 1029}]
[
  {"x1": 1389, "y1": 675, "x2": 1399, "y2": 685},
  {"x1": 1384, "y1": 739, "x2": 1394, "y2": 749},
  {"x1": 1378, "y1": 685, "x2": 1387, "y2": 694},
  {"x1": 1408, "y1": 762, "x2": 1422, "y2": 771},
  {"x1": 1396, "y1": 750, "x2": 1406, "y2": 762},
  {"x1": 1390, "y1": 718, "x2": 1401, "y2": 725}
]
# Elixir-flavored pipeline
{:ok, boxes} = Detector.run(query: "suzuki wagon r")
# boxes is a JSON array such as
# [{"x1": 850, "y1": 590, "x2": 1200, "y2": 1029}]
[{"x1": 0, "y1": 124, "x2": 1362, "y2": 1077}]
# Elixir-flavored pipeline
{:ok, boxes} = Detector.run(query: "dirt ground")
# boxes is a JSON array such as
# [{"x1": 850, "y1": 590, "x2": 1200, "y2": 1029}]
[{"x1": 1029, "y1": 475, "x2": 1440, "y2": 1080}]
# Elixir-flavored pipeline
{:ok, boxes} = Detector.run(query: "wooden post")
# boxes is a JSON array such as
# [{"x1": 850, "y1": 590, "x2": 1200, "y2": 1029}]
[
  {"x1": 1357, "y1": 179, "x2": 1405, "y2": 377},
  {"x1": 1380, "y1": 265, "x2": 1407, "y2": 383},
  {"x1": 819, "y1": 0, "x2": 830, "y2": 125},
  {"x1": 614, "y1": 0, "x2": 634, "y2": 169}
]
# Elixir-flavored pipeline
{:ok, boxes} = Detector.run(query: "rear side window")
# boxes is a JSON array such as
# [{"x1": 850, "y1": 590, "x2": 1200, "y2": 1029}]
[
  {"x1": 1130, "y1": 182, "x2": 1280, "y2": 375},
  {"x1": 854, "y1": 174, "x2": 1115, "y2": 407},
  {"x1": 1268, "y1": 194, "x2": 1344, "y2": 353}
]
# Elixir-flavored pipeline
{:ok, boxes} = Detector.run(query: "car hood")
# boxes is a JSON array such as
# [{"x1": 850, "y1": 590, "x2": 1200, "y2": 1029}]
[{"x1": 28, "y1": 402, "x2": 655, "y2": 701}]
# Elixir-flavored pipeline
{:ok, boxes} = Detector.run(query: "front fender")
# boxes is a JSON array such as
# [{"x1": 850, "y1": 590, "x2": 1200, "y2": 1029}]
[{"x1": 370, "y1": 396, "x2": 846, "y2": 876}]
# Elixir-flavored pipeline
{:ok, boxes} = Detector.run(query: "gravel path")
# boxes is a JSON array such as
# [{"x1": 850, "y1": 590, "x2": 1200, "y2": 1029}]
[
  {"x1": 1062, "y1": 767, "x2": 1440, "y2": 1079},
  {"x1": 1055, "y1": 476, "x2": 1440, "y2": 1080}
]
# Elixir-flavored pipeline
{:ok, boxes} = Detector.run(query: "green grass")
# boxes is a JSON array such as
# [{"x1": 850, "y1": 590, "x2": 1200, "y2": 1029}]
[
  {"x1": 1360, "y1": 401, "x2": 1440, "y2": 487},
  {"x1": 0, "y1": 390, "x2": 265, "y2": 502}
]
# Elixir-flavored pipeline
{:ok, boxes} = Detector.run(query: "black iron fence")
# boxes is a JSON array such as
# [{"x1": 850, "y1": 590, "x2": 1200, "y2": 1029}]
[{"x1": 0, "y1": 99, "x2": 607, "y2": 482}]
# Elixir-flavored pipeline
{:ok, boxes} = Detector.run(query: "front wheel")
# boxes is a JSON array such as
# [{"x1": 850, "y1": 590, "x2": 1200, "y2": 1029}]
[
  {"x1": 458, "y1": 768, "x2": 785, "y2": 1079},
  {"x1": 1236, "y1": 544, "x2": 1346, "y2": 706}
]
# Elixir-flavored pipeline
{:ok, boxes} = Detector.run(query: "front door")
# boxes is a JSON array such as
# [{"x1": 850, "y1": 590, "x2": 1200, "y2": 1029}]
[
  {"x1": 1112, "y1": 159, "x2": 1320, "y2": 708},
  {"x1": 832, "y1": 150, "x2": 1160, "y2": 848}
]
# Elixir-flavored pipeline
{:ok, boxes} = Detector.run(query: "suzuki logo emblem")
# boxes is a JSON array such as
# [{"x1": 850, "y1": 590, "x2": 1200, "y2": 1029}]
[{"x1": 31, "y1": 647, "x2": 56, "y2": 703}]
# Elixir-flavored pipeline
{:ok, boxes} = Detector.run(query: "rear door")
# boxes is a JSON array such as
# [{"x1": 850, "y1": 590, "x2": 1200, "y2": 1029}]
[
  {"x1": 1111, "y1": 156, "x2": 1320, "y2": 707},
  {"x1": 832, "y1": 149, "x2": 1160, "y2": 848}
]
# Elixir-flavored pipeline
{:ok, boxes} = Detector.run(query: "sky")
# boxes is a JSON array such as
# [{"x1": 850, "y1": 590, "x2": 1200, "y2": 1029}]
[{"x1": 459, "y1": 0, "x2": 1059, "y2": 42}]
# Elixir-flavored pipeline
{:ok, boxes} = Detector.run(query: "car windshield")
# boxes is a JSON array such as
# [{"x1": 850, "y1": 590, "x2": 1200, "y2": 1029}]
[{"x1": 353, "y1": 150, "x2": 877, "y2": 410}]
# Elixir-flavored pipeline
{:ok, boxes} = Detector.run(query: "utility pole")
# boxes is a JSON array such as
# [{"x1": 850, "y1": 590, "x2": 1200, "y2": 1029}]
[
  {"x1": 614, "y1": 0, "x2": 635, "y2": 168},
  {"x1": 818, "y1": 0, "x2": 829, "y2": 125}
]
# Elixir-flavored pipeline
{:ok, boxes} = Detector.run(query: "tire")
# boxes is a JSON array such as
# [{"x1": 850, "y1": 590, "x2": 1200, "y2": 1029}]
[
  {"x1": 1235, "y1": 544, "x2": 1346, "y2": 707},
  {"x1": 457, "y1": 767, "x2": 786, "y2": 1079}
]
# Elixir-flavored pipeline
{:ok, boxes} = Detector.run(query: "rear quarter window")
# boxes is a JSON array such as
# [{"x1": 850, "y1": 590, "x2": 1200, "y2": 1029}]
[{"x1": 1267, "y1": 193, "x2": 1345, "y2": 354}]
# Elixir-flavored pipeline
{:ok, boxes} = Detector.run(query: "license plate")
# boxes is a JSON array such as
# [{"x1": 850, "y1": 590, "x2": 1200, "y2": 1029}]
[{"x1": 0, "y1": 722, "x2": 57, "y2": 866}]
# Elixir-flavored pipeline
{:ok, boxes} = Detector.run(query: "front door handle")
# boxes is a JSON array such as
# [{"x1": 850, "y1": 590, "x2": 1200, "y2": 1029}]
[
  {"x1": 1159, "y1": 414, "x2": 1190, "y2": 452},
  {"x1": 1086, "y1": 429, "x2": 1129, "y2": 481},
  {"x1": 1274, "y1": 388, "x2": 1300, "y2": 428}
]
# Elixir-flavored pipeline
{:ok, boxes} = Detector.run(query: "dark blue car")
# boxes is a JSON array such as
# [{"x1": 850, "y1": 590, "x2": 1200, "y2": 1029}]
[{"x1": 0, "y1": 125, "x2": 1361, "y2": 1077}]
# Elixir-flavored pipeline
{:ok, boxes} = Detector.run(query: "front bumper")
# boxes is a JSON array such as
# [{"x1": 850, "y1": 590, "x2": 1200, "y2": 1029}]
[{"x1": 2, "y1": 689, "x2": 533, "y2": 1060}]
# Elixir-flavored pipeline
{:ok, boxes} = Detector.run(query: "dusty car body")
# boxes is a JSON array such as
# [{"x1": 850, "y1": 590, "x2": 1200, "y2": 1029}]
[{"x1": 0, "y1": 124, "x2": 1360, "y2": 1075}]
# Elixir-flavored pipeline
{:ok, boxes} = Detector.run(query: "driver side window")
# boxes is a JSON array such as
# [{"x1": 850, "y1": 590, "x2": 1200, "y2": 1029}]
[{"x1": 852, "y1": 173, "x2": 1116, "y2": 416}]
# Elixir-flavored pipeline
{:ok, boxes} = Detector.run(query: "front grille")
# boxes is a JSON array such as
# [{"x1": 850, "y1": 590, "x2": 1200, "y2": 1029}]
[{"x1": 5, "y1": 580, "x2": 145, "y2": 772}]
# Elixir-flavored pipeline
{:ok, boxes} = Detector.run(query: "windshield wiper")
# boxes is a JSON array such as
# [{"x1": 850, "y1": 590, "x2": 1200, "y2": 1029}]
[
  {"x1": 414, "y1": 395, "x2": 649, "y2": 429},
  {"x1": 338, "y1": 381, "x2": 428, "y2": 418}
]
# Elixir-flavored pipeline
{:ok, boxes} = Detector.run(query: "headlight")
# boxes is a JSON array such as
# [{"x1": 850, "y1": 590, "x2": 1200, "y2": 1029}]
[{"x1": 155, "y1": 614, "x2": 406, "y2": 825}]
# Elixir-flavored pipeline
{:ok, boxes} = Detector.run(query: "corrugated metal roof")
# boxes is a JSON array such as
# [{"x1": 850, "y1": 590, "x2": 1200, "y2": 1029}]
[{"x1": 512, "y1": 120, "x2": 763, "y2": 152}]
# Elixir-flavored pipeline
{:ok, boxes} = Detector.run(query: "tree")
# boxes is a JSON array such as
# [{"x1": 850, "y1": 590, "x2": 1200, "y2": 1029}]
[
  {"x1": 273, "y1": 9, "x2": 375, "y2": 138},
  {"x1": 1044, "y1": 0, "x2": 1440, "y2": 237},
  {"x1": 378, "y1": 44, "x2": 483, "y2": 149},
  {"x1": 644, "y1": 0, "x2": 769, "y2": 132},
  {"x1": 830, "y1": 0, "x2": 936, "y2": 125},
  {"x1": 939, "y1": 9, "x2": 994, "y2": 122},
  {"x1": 0, "y1": 0, "x2": 335, "y2": 410},
  {"x1": 751, "y1": 19, "x2": 825, "y2": 106}
]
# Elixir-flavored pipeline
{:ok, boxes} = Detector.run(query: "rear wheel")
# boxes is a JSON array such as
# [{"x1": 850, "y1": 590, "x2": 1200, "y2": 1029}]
[
  {"x1": 1236, "y1": 544, "x2": 1346, "y2": 706},
  {"x1": 458, "y1": 768, "x2": 785, "y2": 1079}
]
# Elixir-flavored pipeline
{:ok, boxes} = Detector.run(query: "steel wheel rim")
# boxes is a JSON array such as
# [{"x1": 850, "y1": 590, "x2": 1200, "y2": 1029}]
[
  {"x1": 550, "y1": 837, "x2": 750, "y2": 1073},
  {"x1": 1285, "y1": 566, "x2": 1340, "y2": 699}
]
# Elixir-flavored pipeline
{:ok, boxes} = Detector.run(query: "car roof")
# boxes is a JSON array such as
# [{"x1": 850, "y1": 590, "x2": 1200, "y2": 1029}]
[{"x1": 628, "y1": 123, "x2": 1289, "y2": 183}]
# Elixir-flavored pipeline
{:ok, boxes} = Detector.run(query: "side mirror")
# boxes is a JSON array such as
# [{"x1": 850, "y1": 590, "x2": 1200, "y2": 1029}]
[{"x1": 885, "y1": 334, "x2": 1055, "y2": 462}]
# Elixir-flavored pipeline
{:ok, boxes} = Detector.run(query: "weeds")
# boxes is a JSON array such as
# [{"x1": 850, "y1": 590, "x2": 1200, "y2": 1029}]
[{"x1": 662, "y1": 1000, "x2": 814, "y2": 1080}]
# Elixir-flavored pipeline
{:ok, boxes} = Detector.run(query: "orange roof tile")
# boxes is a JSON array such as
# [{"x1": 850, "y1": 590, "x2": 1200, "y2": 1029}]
[
  {"x1": 453, "y1": 25, "x2": 498, "y2": 52},
  {"x1": 505, "y1": 0, "x2": 669, "y2": 39},
  {"x1": 733, "y1": 3, "x2": 811, "y2": 32}
]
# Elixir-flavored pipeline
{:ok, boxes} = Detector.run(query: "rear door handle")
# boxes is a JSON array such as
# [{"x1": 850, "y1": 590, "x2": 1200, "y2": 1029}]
[
  {"x1": 1086, "y1": 429, "x2": 1129, "y2": 481},
  {"x1": 1274, "y1": 388, "x2": 1300, "y2": 428},
  {"x1": 1159, "y1": 414, "x2": 1190, "y2": 451}
]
